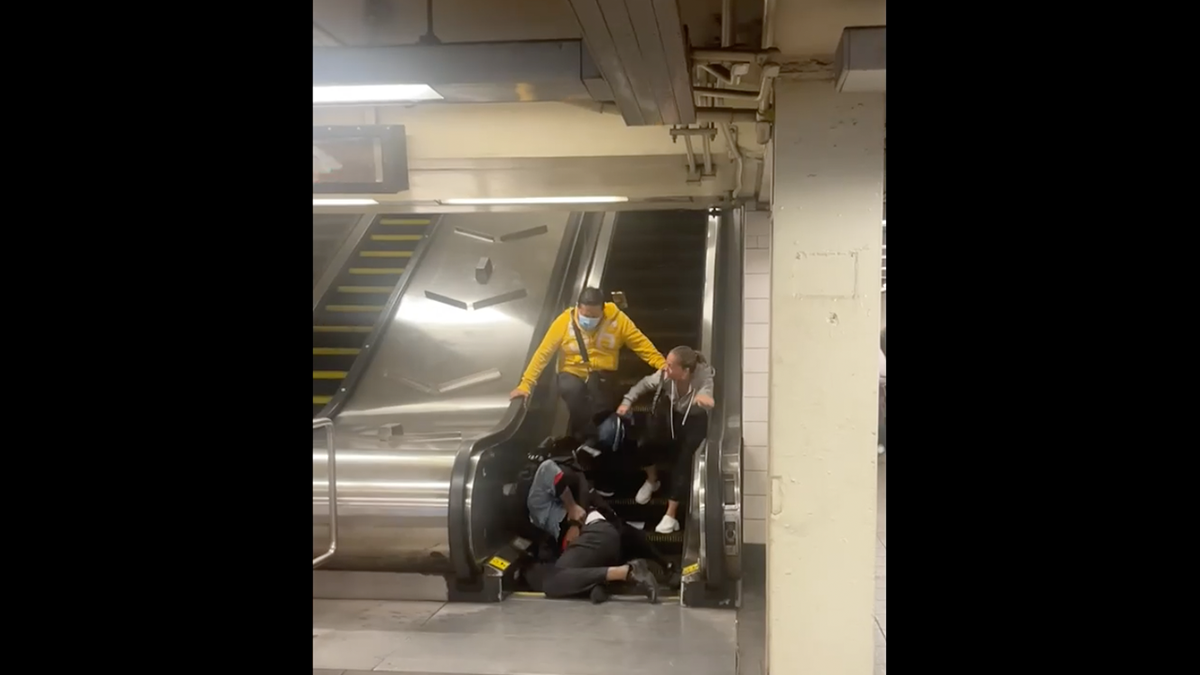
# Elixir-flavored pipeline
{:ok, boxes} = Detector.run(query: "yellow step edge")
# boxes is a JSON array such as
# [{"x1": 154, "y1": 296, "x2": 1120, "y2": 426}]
[
  {"x1": 359, "y1": 250, "x2": 413, "y2": 258},
  {"x1": 337, "y1": 285, "x2": 394, "y2": 293},
  {"x1": 313, "y1": 395, "x2": 332, "y2": 405},
  {"x1": 349, "y1": 267, "x2": 406, "y2": 275},
  {"x1": 313, "y1": 347, "x2": 361, "y2": 356},
  {"x1": 325, "y1": 305, "x2": 383, "y2": 312},
  {"x1": 379, "y1": 218, "x2": 430, "y2": 225},
  {"x1": 369, "y1": 234, "x2": 423, "y2": 241},
  {"x1": 313, "y1": 326, "x2": 372, "y2": 333},
  {"x1": 313, "y1": 371, "x2": 347, "y2": 379}
]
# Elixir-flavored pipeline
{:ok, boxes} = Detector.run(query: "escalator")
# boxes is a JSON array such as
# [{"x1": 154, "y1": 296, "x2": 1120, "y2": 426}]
[
  {"x1": 596, "y1": 210, "x2": 710, "y2": 569},
  {"x1": 312, "y1": 215, "x2": 436, "y2": 417}
]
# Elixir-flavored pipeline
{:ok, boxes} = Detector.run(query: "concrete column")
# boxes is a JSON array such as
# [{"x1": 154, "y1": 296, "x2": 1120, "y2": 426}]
[{"x1": 767, "y1": 80, "x2": 884, "y2": 674}]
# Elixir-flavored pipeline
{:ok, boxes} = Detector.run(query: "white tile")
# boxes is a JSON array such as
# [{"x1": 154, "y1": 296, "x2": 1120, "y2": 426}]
[
  {"x1": 744, "y1": 443, "x2": 768, "y2": 470},
  {"x1": 744, "y1": 469, "x2": 768, "y2": 496},
  {"x1": 744, "y1": 348, "x2": 769, "y2": 372},
  {"x1": 744, "y1": 298, "x2": 770, "y2": 323},
  {"x1": 744, "y1": 274, "x2": 770, "y2": 299},
  {"x1": 744, "y1": 423, "x2": 768, "y2": 446},
  {"x1": 743, "y1": 518, "x2": 767, "y2": 544},
  {"x1": 744, "y1": 323, "x2": 769, "y2": 349},
  {"x1": 743, "y1": 372, "x2": 768, "y2": 398},
  {"x1": 744, "y1": 248, "x2": 771, "y2": 274},
  {"x1": 743, "y1": 396, "x2": 769, "y2": 422},
  {"x1": 745, "y1": 211, "x2": 770, "y2": 238},
  {"x1": 744, "y1": 495, "x2": 768, "y2": 519}
]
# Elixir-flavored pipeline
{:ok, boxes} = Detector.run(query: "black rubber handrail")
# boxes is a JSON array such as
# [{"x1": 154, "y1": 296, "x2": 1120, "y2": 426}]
[{"x1": 314, "y1": 215, "x2": 443, "y2": 421}]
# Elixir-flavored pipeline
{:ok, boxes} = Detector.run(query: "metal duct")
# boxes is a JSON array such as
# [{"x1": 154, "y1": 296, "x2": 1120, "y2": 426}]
[
  {"x1": 834, "y1": 26, "x2": 886, "y2": 93},
  {"x1": 564, "y1": 0, "x2": 696, "y2": 126},
  {"x1": 313, "y1": 40, "x2": 607, "y2": 104}
]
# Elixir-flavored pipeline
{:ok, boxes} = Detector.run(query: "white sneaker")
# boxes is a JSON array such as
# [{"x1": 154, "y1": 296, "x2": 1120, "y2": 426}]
[
  {"x1": 655, "y1": 515, "x2": 680, "y2": 534},
  {"x1": 635, "y1": 480, "x2": 660, "y2": 505}
]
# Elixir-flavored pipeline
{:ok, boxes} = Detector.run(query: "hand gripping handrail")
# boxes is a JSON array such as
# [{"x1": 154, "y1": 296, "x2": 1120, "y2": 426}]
[{"x1": 313, "y1": 417, "x2": 338, "y2": 568}]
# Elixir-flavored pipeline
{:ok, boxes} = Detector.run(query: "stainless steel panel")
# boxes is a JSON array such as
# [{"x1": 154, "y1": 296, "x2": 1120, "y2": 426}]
[
  {"x1": 313, "y1": 212, "x2": 579, "y2": 571},
  {"x1": 597, "y1": 0, "x2": 662, "y2": 125}
]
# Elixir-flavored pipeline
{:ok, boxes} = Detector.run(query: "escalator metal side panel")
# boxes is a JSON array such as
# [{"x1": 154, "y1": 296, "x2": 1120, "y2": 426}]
[
  {"x1": 313, "y1": 212, "x2": 579, "y2": 574},
  {"x1": 681, "y1": 207, "x2": 745, "y2": 608}
]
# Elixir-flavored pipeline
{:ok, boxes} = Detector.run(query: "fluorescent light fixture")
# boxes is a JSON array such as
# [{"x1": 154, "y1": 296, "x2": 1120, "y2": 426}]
[
  {"x1": 441, "y1": 196, "x2": 629, "y2": 205},
  {"x1": 882, "y1": 219, "x2": 886, "y2": 226},
  {"x1": 313, "y1": 198, "x2": 378, "y2": 206},
  {"x1": 312, "y1": 84, "x2": 443, "y2": 104}
]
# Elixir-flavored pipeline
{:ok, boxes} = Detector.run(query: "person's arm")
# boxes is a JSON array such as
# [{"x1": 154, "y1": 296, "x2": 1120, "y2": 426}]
[
  {"x1": 515, "y1": 312, "x2": 570, "y2": 394},
  {"x1": 621, "y1": 372, "x2": 659, "y2": 407},
  {"x1": 554, "y1": 465, "x2": 590, "y2": 519},
  {"x1": 615, "y1": 312, "x2": 666, "y2": 370}
]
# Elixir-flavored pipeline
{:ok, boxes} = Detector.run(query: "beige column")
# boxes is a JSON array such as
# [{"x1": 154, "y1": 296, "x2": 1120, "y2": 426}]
[{"x1": 767, "y1": 79, "x2": 885, "y2": 674}]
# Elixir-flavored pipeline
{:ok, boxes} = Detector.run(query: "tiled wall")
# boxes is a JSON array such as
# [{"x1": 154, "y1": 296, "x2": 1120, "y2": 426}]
[{"x1": 743, "y1": 211, "x2": 771, "y2": 544}]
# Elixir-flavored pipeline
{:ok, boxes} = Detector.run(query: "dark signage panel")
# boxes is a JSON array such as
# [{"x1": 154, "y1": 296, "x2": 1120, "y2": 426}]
[{"x1": 313, "y1": 125, "x2": 409, "y2": 194}]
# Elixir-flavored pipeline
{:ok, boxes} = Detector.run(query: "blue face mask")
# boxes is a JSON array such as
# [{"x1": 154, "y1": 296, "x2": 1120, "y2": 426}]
[{"x1": 577, "y1": 314, "x2": 600, "y2": 330}]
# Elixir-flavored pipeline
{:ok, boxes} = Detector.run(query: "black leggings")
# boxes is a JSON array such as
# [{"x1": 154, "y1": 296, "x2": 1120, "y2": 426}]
[{"x1": 644, "y1": 410, "x2": 707, "y2": 502}]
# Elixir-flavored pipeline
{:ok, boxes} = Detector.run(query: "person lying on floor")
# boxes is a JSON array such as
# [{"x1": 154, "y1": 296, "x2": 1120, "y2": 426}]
[{"x1": 522, "y1": 456, "x2": 660, "y2": 603}]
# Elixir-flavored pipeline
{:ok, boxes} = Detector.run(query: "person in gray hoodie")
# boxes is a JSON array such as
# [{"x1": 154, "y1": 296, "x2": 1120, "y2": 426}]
[{"x1": 616, "y1": 346, "x2": 715, "y2": 534}]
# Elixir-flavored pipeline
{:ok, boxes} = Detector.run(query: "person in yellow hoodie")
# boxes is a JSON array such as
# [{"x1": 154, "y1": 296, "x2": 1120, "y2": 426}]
[{"x1": 510, "y1": 287, "x2": 666, "y2": 449}]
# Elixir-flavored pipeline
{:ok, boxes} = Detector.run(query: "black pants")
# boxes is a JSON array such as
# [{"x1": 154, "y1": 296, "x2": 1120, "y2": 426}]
[
  {"x1": 542, "y1": 520, "x2": 623, "y2": 598},
  {"x1": 644, "y1": 410, "x2": 707, "y2": 502},
  {"x1": 557, "y1": 371, "x2": 617, "y2": 444}
]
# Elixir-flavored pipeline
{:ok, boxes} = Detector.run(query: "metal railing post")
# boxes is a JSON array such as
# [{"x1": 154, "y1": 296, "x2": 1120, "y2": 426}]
[{"x1": 313, "y1": 417, "x2": 338, "y2": 568}]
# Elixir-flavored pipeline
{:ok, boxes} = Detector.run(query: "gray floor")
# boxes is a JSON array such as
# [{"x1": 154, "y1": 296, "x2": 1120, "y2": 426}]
[
  {"x1": 314, "y1": 595, "x2": 736, "y2": 674},
  {"x1": 313, "y1": 459, "x2": 887, "y2": 675}
]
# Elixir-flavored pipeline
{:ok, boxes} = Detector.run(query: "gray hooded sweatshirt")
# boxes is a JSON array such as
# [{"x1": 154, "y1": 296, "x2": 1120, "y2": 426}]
[{"x1": 621, "y1": 363, "x2": 717, "y2": 437}]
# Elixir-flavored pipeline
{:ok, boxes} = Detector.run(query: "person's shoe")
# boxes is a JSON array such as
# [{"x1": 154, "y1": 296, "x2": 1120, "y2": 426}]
[
  {"x1": 635, "y1": 480, "x2": 660, "y2": 505},
  {"x1": 590, "y1": 585, "x2": 610, "y2": 604},
  {"x1": 593, "y1": 486, "x2": 615, "y2": 498},
  {"x1": 627, "y1": 559, "x2": 659, "y2": 604},
  {"x1": 654, "y1": 514, "x2": 680, "y2": 534}
]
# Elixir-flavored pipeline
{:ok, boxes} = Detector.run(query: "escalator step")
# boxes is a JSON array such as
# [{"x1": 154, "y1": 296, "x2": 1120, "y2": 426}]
[
  {"x1": 324, "y1": 305, "x2": 384, "y2": 312},
  {"x1": 359, "y1": 250, "x2": 412, "y2": 258},
  {"x1": 336, "y1": 286, "x2": 393, "y2": 294},
  {"x1": 370, "y1": 234, "x2": 423, "y2": 241},
  {"x1": 348, "y1": 267, "x2": 406, "y2": 275},
  {"x1": 313, "y1": 347, "x2": 361, "y2": 356},
  {"x1": 313, "y1": 325, "x2": 373, "y2": 333},
  {"x1": 313, "y1": 395, "x2": 332, "y2": 405},
  {"x1": 379, "y1": 218, "x2": 430, "y2": 225},
  {"x1": 313, "y1": 370, "x2": 347, "y2": 379}
]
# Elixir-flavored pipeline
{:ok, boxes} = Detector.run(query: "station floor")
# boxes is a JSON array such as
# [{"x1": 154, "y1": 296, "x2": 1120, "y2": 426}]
[{"x1": 312, "y1": 458, "x2": 887, "y2": 675}]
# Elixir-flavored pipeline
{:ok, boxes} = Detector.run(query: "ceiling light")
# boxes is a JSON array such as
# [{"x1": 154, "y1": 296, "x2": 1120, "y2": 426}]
[
  {"x1": 313, "y1": 198, "x2": 378, "y2": 206},
  {"x1": 441, "y1": 196, "x2": 629, "y2": 205},
  {"x1": 312, "y1": 84, "x2": 443, "y2": 104},
  {"x1": 882, "y1": 219, "x2": 886, "y2": 226}
]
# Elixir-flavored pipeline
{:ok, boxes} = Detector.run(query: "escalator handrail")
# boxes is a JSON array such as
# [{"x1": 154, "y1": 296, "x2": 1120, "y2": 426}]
[
  {"x1": 313, "y1": 417, "x2": 339, "y2": 568},
  {"x1": 314, "y1": 215, "x2": 444, "y2": 421}
]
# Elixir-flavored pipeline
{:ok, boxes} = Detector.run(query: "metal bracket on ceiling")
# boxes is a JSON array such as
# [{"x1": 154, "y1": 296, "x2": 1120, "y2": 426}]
[{"x1": 670, "y1": 125, "x2": 719, "y2": 183}]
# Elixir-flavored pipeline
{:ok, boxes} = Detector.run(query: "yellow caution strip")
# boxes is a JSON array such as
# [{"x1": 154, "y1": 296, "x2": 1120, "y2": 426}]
[
  {"x1": 325, "y1": 305, "x2": 383, "y2": 312},
  {"x1": 370, "y1": 234, "x2": 423, "y2": 241},
  {"x1": 313, "y1": 395, "x2": 332, "y2": 405},
  {"x1": 337, "y1": 285, "x2": 393, "y2": 294},
  {"x1": 380, "y1": 218, "x2": 430, "y2": 226},
  {"x1": 359, "y1": 250, "x2": 412, "y2": 258},
  {"x1": 313, "y1": 326, "x2": 372, "y2": 333},
  {"x1": 349, "y1": 267, "x2": 405, "y2": 275},
  {"x1": 313, "y1": 371, "x2": 347, "y2": 379},
  {"x1": 313, "y1": 347, "x2": 361, "y2": 356}
]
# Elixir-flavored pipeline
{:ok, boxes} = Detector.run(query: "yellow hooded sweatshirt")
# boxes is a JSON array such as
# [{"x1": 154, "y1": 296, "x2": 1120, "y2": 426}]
[{"x1": 516, "y1": 302, "x2": 665, "y2": 394}]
